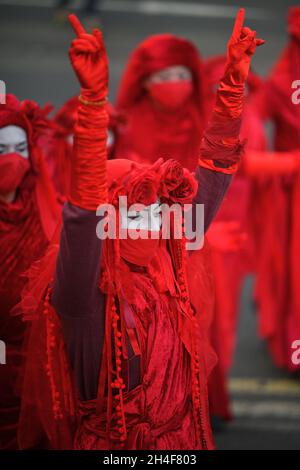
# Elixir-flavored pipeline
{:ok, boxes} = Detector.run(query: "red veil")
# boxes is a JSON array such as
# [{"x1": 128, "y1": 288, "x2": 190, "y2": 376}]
[
  {"x1": 17, "y1": 158, "x2": 216, "y2": 450},
  {"x1": 114, "y1": 34, "x2": 208, "y2": 170}
]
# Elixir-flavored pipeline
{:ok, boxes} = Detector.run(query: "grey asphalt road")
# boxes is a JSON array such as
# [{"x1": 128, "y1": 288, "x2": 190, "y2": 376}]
[{"x1": 0, "y1": 0, "x2": 299, "y2": 450}]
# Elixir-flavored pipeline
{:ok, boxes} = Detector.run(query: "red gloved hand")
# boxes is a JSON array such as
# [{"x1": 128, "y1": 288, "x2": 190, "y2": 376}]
[
  {"x1": 225, "y1": 8, "x2": 265, "y2": 85},
  {"x1": 214, "y1": 8, "x2": 265, "y2": 119},
  {"x1": 198, "y1": 9, "x2": 265, "y2": 174},
  {"x1": 68, "y1": 14, "x2": 108, "y2": 102},
  {"x1": 67, "y1": 14, "x2": 109, "y2": 211}
]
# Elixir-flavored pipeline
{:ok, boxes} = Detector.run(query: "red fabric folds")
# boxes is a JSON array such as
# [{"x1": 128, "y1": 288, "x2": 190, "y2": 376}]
[
  {"x1": 0, "y1": 94, "x2": 60, "y2": 449},
  {"x1": 69, "y1": 103, "x2": 108, "y2": 211}
]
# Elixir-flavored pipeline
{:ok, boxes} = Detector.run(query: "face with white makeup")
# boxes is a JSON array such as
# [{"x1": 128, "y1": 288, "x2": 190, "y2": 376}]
[
  {"x1": 121, "y1": 200, "x2": 161, "y2": 232},
  {"x1": 144, "y1": 65, "x2": 194, "y2": 111},
  {"x1": 0, "y1": 125, "x2": 29, "y2": 158},
  {"x1": 0, "y1": 125, "x2": 30, "y2": 203},
  {"x1": 145, "y1": 65, "x2": 192, "y2": 86}
]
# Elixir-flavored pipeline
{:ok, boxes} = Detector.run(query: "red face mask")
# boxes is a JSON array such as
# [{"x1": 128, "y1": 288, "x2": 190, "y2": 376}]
[
  {"x1": 148, "y1": 80, "x2": 193, "y2": 110},
  {"x1": 0, "y1": 153, "x2": 30, "y2": 195},
  {"x1": 120, "y1": 230, "x2": 161, "y2": 267}
]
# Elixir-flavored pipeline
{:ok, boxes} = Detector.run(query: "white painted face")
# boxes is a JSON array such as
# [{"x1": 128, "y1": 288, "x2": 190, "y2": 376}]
[
  {"x1": 121, "y1": 200, "x2": 161, "y2": 232},
  {"x1": 0, "y1": 125, "x2": 29, "y2": 158},
  {"x1": 145, "y1": 65, "x2": 192, "y2": 86}
]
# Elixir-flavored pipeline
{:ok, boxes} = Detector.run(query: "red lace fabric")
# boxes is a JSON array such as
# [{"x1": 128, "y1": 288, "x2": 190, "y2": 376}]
[{"x1": 114, "y1": 34, "x2": 208, "y2": 170}]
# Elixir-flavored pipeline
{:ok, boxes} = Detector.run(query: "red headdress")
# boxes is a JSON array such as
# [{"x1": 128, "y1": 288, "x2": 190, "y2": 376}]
[{"x1": 114, "y1": 34, "x2": 209, "y2": 170}]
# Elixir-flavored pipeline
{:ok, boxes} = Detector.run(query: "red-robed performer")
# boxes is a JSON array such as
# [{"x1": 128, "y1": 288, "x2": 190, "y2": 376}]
[
  {"x1": 202, "y1": 55, "x2": 267, "y2": 421},
  {"x1": 18, "y1": 10, "x2": 264, "y2": 450},
  {"x1": 0, "y1": 95, "x2": 60, "y2": 449},
  {"x1": 113, "y1": 32, "x2": 208, "y2": 170},
  {"x1": 254, "y1": 6, "x2": 300, "y2": 372}
]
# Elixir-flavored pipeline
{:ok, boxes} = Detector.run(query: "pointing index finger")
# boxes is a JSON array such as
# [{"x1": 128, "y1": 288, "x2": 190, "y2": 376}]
[
  {"x1": 69, "y1": 14, "x2": 86, "y2": 37},
  {"x1": 232, "y1": 8, "x2": 245, "y2": 39}
]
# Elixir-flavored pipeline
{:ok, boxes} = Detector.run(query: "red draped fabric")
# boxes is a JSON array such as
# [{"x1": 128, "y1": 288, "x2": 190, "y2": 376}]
[
  {"x1": 0, "y1": 95, "x2": 60, "y2": 449},
  {"x1": 114, "y1": 34, "x2": 208, "y2": 170},
  {"x1": 203, "y1": 56, "x2": 267, "y2": 418},
  {"x1": 254, "y1": 9, "x2": 300, "y2": 371},
  {"x1": 17, "y1": 159, "x2": 216, "y2": 450}
]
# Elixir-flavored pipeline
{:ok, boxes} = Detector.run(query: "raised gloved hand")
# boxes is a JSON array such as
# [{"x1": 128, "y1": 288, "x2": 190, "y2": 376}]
[
  {"x1": 69, "y1": 13, "x2": 108, "y2": 102},
  {"x1": 214, "y1": 8, "x2": 265, "y2": 118},
  {"x1": 225, "y1": 8, "x2": 265, "y2": 85},
  {"x1": 199, "y1": 9, "x2": 264, "y2": 173},
  {"x1": 68, "y1": 14, "x2": 108, "y2": 210}
]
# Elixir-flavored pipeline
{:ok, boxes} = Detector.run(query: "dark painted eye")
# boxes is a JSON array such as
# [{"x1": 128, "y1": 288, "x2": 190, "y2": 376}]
[
  {"x1": 128, "y1": 214, "x2": 142, "y2": 221},
  {"x1": 16, "y1": 142, "x2": 28, "y2": 152}
]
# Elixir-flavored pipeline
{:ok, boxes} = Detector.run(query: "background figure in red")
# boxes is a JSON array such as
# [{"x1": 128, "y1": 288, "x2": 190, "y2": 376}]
[
  {"x1": 49, "y1": 97, "x2": 127, "y2": 200},
  {"x1": 114, "y1": 34, "x2": 208, "y2": 170},
  {"x1": 205, "y1": 55, "x2": 267, "y2": 374},
  {"x1": 203, "y1": 55, "x2": 267, "y2": 421},
  {"x1": 0, "y1": 95, "x2": 60, "y2": 449},
  {"x1": 254, "y1": 6, "x2": 300, "y2": 372},
  {"x1": 51, "y1": 96, "x2": 79, "y2": 200}
]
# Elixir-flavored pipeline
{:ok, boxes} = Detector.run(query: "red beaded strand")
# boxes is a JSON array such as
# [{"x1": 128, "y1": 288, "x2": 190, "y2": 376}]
[
  {"x1": 172, "y1": 236, "x2": 207, "y2": 449},
  {"x1": 43, "y1": 285, "x2": 64, "y2": 420}
]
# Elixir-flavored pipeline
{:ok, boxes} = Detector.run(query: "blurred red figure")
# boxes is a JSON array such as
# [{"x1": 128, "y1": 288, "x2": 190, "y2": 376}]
[
  {"x1": 114, "y1": 34, "x2": 208, "y2": 170},
  {"x1": 52, "y1": 96, "x2": 79, "y2": 199},
  {"x1": 205, "y1": 55, "x2": 267, "y2": 374},
  {"x1": 254, "y1": 7, "x2": 300, "y2": 372},
  {"x1": 202, "y1": 55, "x2": 267, "y2": 421},
  {"x1": 0, "y1": 95, "x2": 60, "y2": 449}
]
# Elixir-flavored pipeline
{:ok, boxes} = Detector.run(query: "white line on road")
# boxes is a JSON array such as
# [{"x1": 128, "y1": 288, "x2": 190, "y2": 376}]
[
  {"x1": 233, "y1": 400, "x2": 300, "y2": 419},
  {"x1": 0, "y1": 0, "x2": 276, "y2": 20},
  {"x1": 229, "y1": 378, "x2": 300, "y2": 396}
]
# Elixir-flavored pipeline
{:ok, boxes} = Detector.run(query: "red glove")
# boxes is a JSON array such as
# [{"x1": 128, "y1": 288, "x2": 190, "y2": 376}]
[
  {"x1": 68, "y1": 14, "x2": 108, "y2": 211},
  {"x1": 199, "y1": 8, "x2": 264, "y2": 174},
  {"x1": 69, "y1": 14, "x2": 108, "y2": 102},
  {"x1": 216, "y1": 8, "x2": 265, "y2": 118}
]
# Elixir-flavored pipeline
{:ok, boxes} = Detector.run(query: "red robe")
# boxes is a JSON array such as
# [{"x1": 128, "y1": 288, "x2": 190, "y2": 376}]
[
  {"x1": 204, "y1": 56, "x2": 267, "y2": 419},
  {"x1": 255, "y1": 34, "x2": 300, "y2": 371}
]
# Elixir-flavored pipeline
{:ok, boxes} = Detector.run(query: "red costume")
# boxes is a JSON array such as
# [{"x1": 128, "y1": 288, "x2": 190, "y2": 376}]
[
  {"x1": 114, "y1": 34, "x2": 208, "y2": 170},
  {"x1": 198, "y1": 54, "x2": 267, "y2": 421},
  {"x1": 0, "y1": 95, "x2": 60, "y2": 449},
  {"x1": 254, "y1": 7, "x2": 300, "y2": 371}
]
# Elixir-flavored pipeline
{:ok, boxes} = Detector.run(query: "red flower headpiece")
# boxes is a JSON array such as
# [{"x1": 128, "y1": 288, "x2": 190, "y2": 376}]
[{"x1": 108, "y1": 158, "x2": 197, "y2": 208}]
